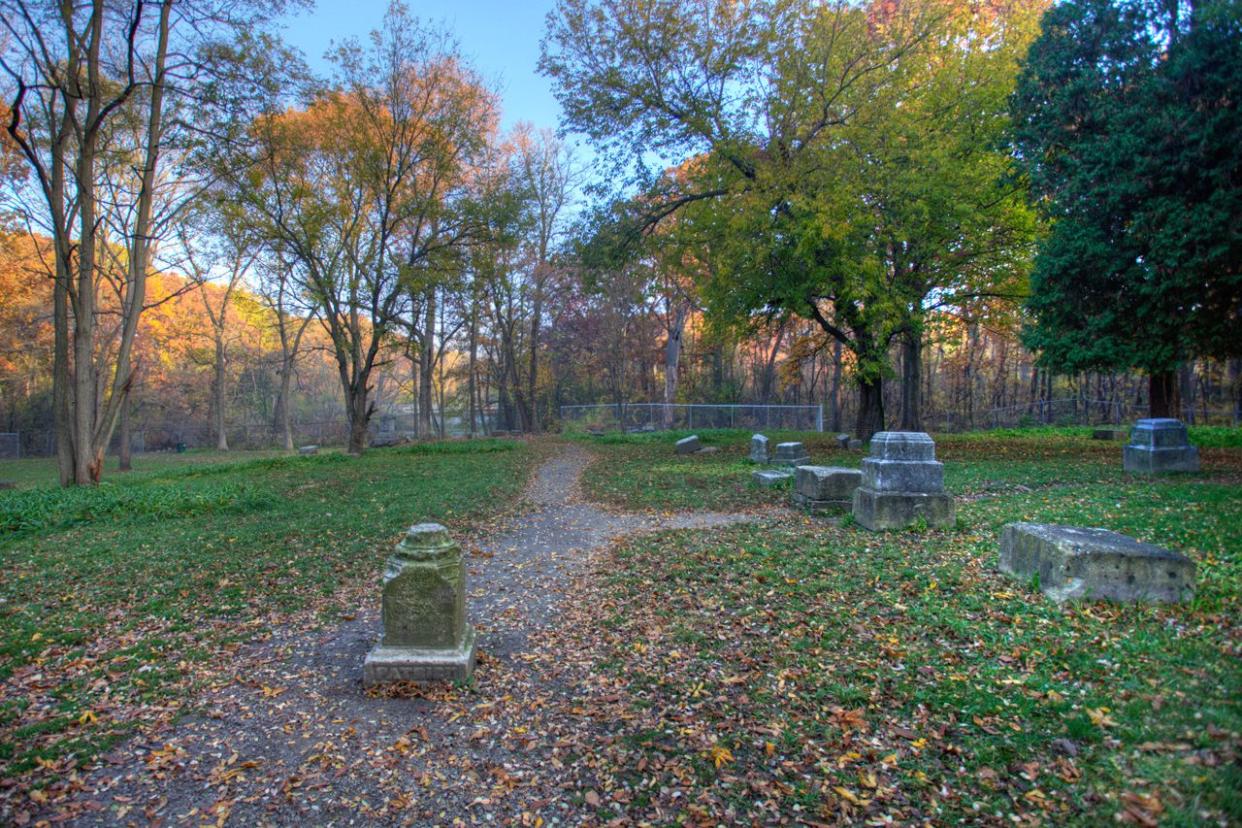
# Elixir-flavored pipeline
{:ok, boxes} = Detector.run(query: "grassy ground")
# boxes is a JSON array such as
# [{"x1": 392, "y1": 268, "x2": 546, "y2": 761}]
[
  {"x1": 0, "y1": 448, "x2": 289, "y2": 489},
  {"x1": 0, "y1": 439, "x2": 537, "y2": 779},
  {"x1": 578, "y1": 426, "x2": 1242, "y2": 510},
  {"x1": 555, "y1": 428, "x2": 1241, "y2": 824}
]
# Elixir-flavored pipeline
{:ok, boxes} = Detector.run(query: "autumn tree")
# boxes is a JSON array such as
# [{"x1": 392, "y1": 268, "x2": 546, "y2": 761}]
[
  {"x1": 239, "y1": 4, "x2": 495, "y2": 453},
  {"x1": 543, "y1": 0, "x2": 937, "y2": 437},
  {"x1": 178, "y1": 206, "x2": 260, "y2": 451},
  {"x1": 1, "y1": 0, "x2": 297, "y2": 483}
]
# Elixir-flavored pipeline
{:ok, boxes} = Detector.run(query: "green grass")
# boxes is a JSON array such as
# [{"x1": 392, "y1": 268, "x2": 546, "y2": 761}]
[
  {"x1": 582, "y1": 427, "x2": 1242, "y2": 509},
  {"x1": 0, "y1": 439, "x2": 536, "y2": 778},
  {"x1": 562, "y1": 439, "x2": 1242, "y2": 824},
  {"x1": 0, "y1": 448, "x2": 292, "y2": 489}
]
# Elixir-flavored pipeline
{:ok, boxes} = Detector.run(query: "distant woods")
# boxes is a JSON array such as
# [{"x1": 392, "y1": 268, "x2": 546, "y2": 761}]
[{"x1": 1, "y1": 0, "x2": 1239, "y2": 484}]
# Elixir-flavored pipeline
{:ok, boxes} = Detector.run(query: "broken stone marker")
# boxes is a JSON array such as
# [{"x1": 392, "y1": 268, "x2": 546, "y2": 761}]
[
  {"x1": 676, "y1": 435, "x2": 702, "y2": 454},
  {"x1": 792, "y1": 466, "x2": 862, "y2": 514},
  {"x1": 836, "y1": 434, "x2": 850, "y2": 449},
  {"x1": 750, "y1": 434, "x2": 771, "y2": 464},
  {"x1": 363, "y1": 523, "x2": 476, "y2": 686},
  {"x1": 772, "y1": 441, "x2": 811, "y2": 467},
  {"x1": 852, "y1": 432, "x2": 954, "y2": 531},
  {"x1": 999, "y1": 523, "x2": 1195, "y2": 604},
  {"x1": 1092, "y1": 428, "x2": 1126, "y2": 441},
  {"x1": 298, "y1": 445, "x2": 319, "y2": 456},
  {"x1": 1123, "y1": 418, "x2": 1199, "y2": 474},
  {"x1": 752, "y1": 469, "x2": 793, "y2": 488}
]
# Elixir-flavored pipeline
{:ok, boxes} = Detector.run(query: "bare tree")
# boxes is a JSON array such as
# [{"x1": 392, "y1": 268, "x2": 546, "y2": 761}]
[{"x1": 1, "y1": 0, "x2": 296, "y2": 483}]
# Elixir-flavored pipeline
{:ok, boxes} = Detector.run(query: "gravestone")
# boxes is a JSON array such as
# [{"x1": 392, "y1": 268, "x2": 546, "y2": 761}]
[
  {"x1": 363, "y1": 523, "x2": 476, "y2": 686},
  {"x1": 772, "y1": 442, "x2": 811, "y2": 467},
  {"x1": 999, "y1": 523, "x2": 1195, "y2": 604},
  {"x1": 852, "y1": 432, "x2": 954, "y2": 530},
  {"x1": 676, "y1": 435, "x2": 702, "y2": 455},
  {"x1": 752, "y1": 469, "x2": 793, "y2": 488},
  {"x1": 750, "y1": 434, "x2": 771, "y2": 464},
  {"x1": 836, "y1": 434, "x2": 850, "y2": 449},
  {"x1": 1123, "y1": 418, "x2": 1199, "y2": 473},
  {"x1": 0, "y1": 481, "x2": 15, "y2": 490},
  {"x1": 1092, "y1": 428, "x2": 1127, "y2": 441},
  {"x1": 298, "y1": 445, "x2": 318, "y2": 456},
  {"x1": 792, "y1": 466, "x2": 862, "y2": 514}
]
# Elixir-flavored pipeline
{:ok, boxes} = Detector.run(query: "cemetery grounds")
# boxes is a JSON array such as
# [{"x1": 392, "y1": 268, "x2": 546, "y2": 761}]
[{"x1": 0, "y1": 428, "x2": 1238, "y2": 825}]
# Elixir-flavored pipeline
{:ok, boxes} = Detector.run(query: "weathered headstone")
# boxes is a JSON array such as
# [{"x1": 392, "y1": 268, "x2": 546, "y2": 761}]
[
  {"x1": 1123, "y1": 418, "x2": 1199, "y2": 473},
  {"x1": 363, "y1": 523, "x2": 476, "y2": 686},
  {"x1": 1092, "y1": 428, "x2": 1127, "y2": 441},
  {"x1": 792, "y1": 466, "x2": 862, "y2": 514},
  {"x1": 999, "y1": 523, "x2": 1195, "y2": 604},
  {"x1": 750, "y1": 434, "x2": 771, "y2": 464},
  {"x1": 298, "y1": 445, "x2": 319, "y2": 456},
  {"x1": 676, "y1": 435, "x2": 702, "y2": 455},
  {"x1": 836, "y1": 434, "x2": 850, "y2": 449},
  {"x1": 852, "y1": 432, "x2": 954, "y2": 530},
  {"x1": 752, "y1": 469, "x2": 793, "y2": 488},
  {"x1": 772, "y1": 441, "x2": 811, "y2": 467}
]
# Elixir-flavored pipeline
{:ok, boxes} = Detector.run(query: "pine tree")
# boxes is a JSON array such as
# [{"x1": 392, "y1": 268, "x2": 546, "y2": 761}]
[{"x1": 1012, "y1": 0, "x2": 1242, "y2": 416}]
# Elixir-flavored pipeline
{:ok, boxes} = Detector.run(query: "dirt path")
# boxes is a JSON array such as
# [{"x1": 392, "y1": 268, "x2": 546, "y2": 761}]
[{"x1": 59, "y1": 444, "x2": 765, "y2": 826}]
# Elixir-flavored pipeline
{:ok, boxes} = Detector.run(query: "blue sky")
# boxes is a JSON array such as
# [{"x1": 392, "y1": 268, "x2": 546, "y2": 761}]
[{"x1": 278, "y1": 0, "x2": 564, "y2": 133}]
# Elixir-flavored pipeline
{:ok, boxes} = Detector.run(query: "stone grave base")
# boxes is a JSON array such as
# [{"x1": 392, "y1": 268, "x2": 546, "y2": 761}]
[
  {"x1": 999, "y1": 523, "x2": 1195, "y2": 603},
  {"x1": 363, "y1": 628, "x2": 476, "y2": 686},
  {"x1": 791, "y1": 493, "x2": 852, "y2": 514},
  {"x1": 752, "y1": 469, "x2": 793, "y2": 488},
  {"x1": 852, "y1": 488, "x2": 954, "y2": 531},
  {"x1": 792, "y1": 466, "x2": 861, "y2": 515},
  {"x1": 1123, "y1": 445, "x2": 1199, "y2": 474}
]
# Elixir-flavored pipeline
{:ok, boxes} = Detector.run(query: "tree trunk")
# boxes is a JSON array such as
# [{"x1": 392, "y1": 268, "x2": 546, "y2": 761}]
[
  {"x1": 829, "y1": 340, "x2": 842, "y2": 433},
  {"x1": 468, "y1": 292, "x2": 479, "y2": 436},
  {"x1": 419, "y1": 288, "x2": 435, "y2": 438},
  {"x1": 899, "y1": 332, "x2": 922, "y2": 431},
  {"x1": 1149, "y1": 369, "x2": 1180, "y2": 419},
  {"x1": 527, "y1": 274, "x2": 544, "y2": 433},
  {"x1": 663, "y1": 303, "x2": 689, "y2": 428},
  {"x1": 347, "y1": 384, "x2": 372, "y2": 455},
  {"x1": 118, "y1": 395, "x2": 132, "y2": 472},
  {"x1": 856, "y1": 376, "x2": 885, "y2": 441},
  {"x1": 53, "y1": 254, "x2": 73, "y2": 486},
  {"x1": 213, "y1": 334, "x2": 229, "y2": 451},
  {"x1": 273, "y1": 357, "x2": 295, "y2": 450}
]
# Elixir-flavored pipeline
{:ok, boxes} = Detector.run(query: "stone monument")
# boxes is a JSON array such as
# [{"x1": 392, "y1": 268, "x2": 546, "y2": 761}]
[
  {"x1": 1123, "y1": 418, "x2": 1199, "y2": 473},
  {"x1": 298, "y1": 445, "x2": 319, "y2": 456},
  {"x1": 772, "y1": 441, "x2": 811, "y2": 467},
  {"x1": 1092, "y1": 428, "x2": 1126, "y2": 441},
  {"x1": 752, "y1": 469, "x2": 793, "y2": 487},
  {"x1": 792, "y1": 466, "x2": 862, "y2": 514},
  {"x1": 363, "y1": 523, "x2": 476, "y2": 686},
  {"x1": 750, "y1": 434, "x2": 771, "y2": 464},
  {"x1": 676, "y1": 435, "x2": 702, "y2": 455},
  {"x1": 999, "y1": 523, "x2": 1195, "y2": 604},
  {"x1": 852, "y1": 432, "x2": 954, "y2": 530}
]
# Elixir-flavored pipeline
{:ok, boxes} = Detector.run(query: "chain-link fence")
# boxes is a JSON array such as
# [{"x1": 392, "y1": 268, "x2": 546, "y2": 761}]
[
  {"x1": 3, "y1": 409, "x2": 505, "y2": 458},
  {"x1": 560, "y1": 403, "x2": 825, "y2": 433}
]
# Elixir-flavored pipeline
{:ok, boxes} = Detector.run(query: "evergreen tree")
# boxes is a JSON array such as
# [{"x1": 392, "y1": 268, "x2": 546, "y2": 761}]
[{"x1": 1012, "y1": 0, "x2": 1242, "y2": 416}]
